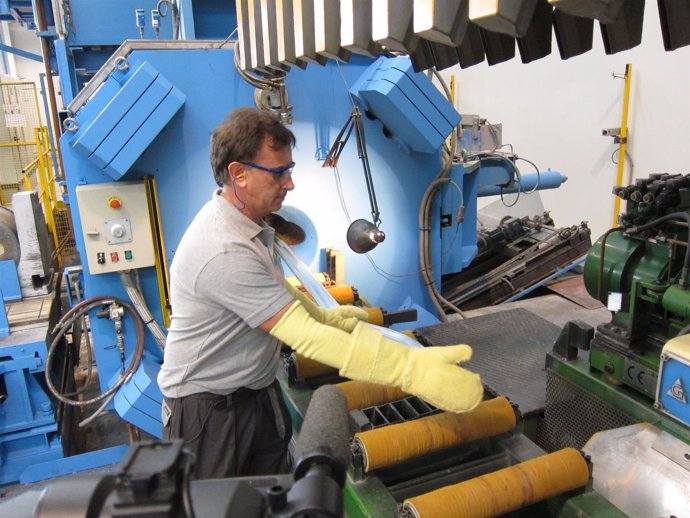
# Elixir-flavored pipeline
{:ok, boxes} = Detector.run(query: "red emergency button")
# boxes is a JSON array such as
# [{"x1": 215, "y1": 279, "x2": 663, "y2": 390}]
[{"x1": 108, "y1": 197, "x2": 122, "y2": 209}]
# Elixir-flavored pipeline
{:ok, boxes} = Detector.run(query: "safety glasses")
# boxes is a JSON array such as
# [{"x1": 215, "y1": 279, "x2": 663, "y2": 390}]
[{"x1": 238, "y1": 161, "x2": 295, "y2": 175}]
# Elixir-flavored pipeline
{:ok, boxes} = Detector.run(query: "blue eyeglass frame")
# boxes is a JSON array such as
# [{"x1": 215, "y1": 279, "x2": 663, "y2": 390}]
[{"x1": 238, "y1": 160, "x2": 295, "y2": 175}]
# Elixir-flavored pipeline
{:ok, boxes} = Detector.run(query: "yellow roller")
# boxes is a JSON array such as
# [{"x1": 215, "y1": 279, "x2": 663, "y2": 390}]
[
  {"x1": 354, "y1": 397, "x2": 515, "y2": 472},
  {"x1": 326, "y1": 285, "x2": 357, "y2": 305},
  {"x1": 363, "y1": 306, "x2": 385, "y2": 326},
  {"x1": 292, "y1": 353, "x2": 337, "y2": 379},
  {"x1": 335, "y1": 380, "x2": 408, "y2": 411},
  {"x1": 402, "y1": 448, "x2": 590, "y2": 518}
]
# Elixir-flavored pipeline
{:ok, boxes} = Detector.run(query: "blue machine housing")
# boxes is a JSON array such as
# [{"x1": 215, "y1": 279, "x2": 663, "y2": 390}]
[
  {"x1": 52, "y1": 0, "x2": 237, "y2": 104},
  {"x1": 57, "y1": 41, "x2": 562, "y2": 438}
]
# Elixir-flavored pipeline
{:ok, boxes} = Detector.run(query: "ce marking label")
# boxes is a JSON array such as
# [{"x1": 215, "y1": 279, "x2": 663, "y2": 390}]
[{"x1": 625, "y1": 361, "x2": 657, "y2": 393}]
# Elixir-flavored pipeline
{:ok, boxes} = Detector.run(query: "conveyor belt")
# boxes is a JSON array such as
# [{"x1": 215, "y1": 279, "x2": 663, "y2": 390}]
[{"x1": 416, "y1": 308, "x2": 561, "y2": 417}]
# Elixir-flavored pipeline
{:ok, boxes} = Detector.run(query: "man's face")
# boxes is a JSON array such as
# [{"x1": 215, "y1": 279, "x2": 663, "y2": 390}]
[{"x1": 239, "y1": 138, "x2": 294, "y2": 222}]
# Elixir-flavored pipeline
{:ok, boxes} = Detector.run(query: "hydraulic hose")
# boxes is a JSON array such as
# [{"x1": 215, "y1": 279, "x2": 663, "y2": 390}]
[{"x1": 46, "y1": 296, "x2": 145, "y2": 426}]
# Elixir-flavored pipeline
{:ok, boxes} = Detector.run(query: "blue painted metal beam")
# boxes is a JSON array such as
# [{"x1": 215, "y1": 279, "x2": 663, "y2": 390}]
[
  {"x1": 0, "y1": 42, "x2": 42, "y2": 61},
  {"x1": 0, "y1": 1, "x2": 36, "y2": 28}
]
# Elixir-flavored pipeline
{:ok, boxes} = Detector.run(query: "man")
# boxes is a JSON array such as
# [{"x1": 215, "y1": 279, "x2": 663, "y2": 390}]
[{"x1": 158, "y1": 107, "x2": 483, "y2": 480}]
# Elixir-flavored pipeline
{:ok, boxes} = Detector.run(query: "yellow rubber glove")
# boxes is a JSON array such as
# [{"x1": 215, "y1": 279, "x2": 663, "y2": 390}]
[
  {"x1": 270, "y1": 302, "x2": 483, "y2": 413},
  {"x1": 285, "y1": 281, "x2": 368, "y2": 333}
]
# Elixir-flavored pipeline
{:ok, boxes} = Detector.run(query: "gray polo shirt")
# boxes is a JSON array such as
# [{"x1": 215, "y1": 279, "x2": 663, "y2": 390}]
[{"x1": 158, "y1": 190, "x2": 294, "y2": 398}]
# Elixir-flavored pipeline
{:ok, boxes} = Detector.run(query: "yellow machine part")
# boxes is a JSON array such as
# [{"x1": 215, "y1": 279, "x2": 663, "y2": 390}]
[
  {"x1": 335, "y1": 380, "x2": 408, "y2": 411},
  {"x1": 326, "y1": 285, "x2": 357, "y2": 305},
  {"x1": 354, "y1": 397, "x2": 516, "y2": 472},
  {"x1": 362, "y1": 306, "x2": 384, "y2": 326},
  {"x1": 402, "y1": 447, "x2": 590, "y2": 518},
  {"x1": 292, "y1": 353, "x2": 337, "y2": 379}
]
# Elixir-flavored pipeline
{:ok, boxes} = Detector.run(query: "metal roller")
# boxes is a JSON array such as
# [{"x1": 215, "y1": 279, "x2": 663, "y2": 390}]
[
  {"x1": 291, "y1": 352, "x2": 338, "y2": 379},
  {"x1": 400, "y1": 447, "x2": 590, "y2": 518},
  {"x1": 335, "y1": 380, "x2": 408, "y2": 411},
  {"x1": 326, "y1": 285, "x2": 357, "y2": 305},
  {"x1": 353, "y1": 397, "x2": 515, "y2": 472}
]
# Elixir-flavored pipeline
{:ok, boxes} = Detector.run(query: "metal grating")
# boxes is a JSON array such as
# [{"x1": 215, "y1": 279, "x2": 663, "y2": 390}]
[
  {"x1": 0, "y1": 83, "x2": 42, "y2": 205},
  {"x1": 535, "y1": 369, "x2": 638, "y2": 453},
  {"x1": 54, "y1": 206, "x2": 77, "y2": 259}
]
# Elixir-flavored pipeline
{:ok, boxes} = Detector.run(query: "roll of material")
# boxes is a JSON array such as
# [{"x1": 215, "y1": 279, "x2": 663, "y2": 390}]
[
  {"x1": 335, "y1": 380, "x2": 408, "y2": 411},
  {"x1": 326, "y1": 285, "x2": 357, "y2": 305},
  {"x1": 0, "y1": 220, "x2": 20, "y2": 264},
  {"x1": 354, "y1": 397, "x2": 515, "y2": 472},
  {"x1": 293, "y1": 353, "x2": 338, "y2": 379},
  {"x1": 402, "y1": 448, "x2": 590, "y2": 518}
]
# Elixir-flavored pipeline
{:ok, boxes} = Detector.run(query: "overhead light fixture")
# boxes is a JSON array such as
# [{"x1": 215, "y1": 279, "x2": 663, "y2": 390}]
[{"x1": 347, "y1": 219, "x2": 386, "y2": 254}]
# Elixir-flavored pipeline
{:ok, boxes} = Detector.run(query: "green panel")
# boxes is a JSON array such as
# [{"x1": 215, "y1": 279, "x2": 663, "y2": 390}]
[{"x1": 557, "y1": 491, "x2": 629, "y2": 517}]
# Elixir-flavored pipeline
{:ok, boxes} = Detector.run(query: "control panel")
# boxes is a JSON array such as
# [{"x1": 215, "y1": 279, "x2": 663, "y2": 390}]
[{"x1": 76, "y1": 182, "x2": 155, "y2": 274}]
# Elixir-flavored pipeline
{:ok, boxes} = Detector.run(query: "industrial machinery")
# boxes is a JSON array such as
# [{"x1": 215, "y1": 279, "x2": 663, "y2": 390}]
[
  {"x1": 528, "y1": 171, "x2": 690, "y2": 517},
  {"x1": 2, "y1": 2, "x2": 689, "y2": 516},
  {"x1": 55, "y1": 37, "x2": 551, "y2": 430},
  {"x1": 584, "y1": 172, "x2": 690, "y2": 410},
  {"x1": 442, "y1": 213, "x2": 592, "y2": 310}
]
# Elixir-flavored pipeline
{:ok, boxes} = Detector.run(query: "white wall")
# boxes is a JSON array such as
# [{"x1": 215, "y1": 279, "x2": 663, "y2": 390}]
[{"x1": 446, "y1": 1, "x2": 690, "y2": 242}]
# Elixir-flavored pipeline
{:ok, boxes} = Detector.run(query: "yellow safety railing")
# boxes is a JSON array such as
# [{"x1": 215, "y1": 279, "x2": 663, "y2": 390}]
[
  {"x1": 2, "y1": 125, "x2": 69, "y2": 268},
  {"x1": 0, "y1": 82, "x2": 73, "y2": 267}
]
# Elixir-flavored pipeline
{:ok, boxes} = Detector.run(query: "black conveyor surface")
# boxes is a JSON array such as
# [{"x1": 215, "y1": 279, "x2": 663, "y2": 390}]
[{"x1": 415, "y1": 308, "x2": 561, "y2": 417}]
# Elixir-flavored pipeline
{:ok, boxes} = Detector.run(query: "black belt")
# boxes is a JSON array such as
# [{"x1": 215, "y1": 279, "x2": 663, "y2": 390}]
[{"x1": 180, "y1": 379, "x2": 278, "y2": 404}]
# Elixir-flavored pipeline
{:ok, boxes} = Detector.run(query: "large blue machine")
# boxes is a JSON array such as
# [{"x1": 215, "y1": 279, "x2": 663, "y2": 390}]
[
  {"x1": 1, "y1": 1, "x2": 570, "y2": 486},
  {"x1": 57, "y1": 40, "x2": 555, "y2": 438}
]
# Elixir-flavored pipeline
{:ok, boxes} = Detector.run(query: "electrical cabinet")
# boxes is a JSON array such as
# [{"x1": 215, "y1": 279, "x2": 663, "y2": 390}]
[{"x1": 76, "y1": 182, "x2": 155, "y2": 274}]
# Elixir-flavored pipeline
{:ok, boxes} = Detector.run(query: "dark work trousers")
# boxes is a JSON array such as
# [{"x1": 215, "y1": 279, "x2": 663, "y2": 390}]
[{"x1": 162, "y1": 379, "x2": 293, "y2": 480}]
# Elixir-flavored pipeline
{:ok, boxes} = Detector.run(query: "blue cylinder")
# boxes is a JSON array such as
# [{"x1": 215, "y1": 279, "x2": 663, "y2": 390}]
[{"x1": 478, "y1": 171, "x2": 567, "y2": 197}]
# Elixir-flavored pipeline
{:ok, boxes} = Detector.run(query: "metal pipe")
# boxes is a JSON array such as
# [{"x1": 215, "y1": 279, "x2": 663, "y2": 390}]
[{"x1": 33, "y1": 0, "x2": 66, "y2": 180}]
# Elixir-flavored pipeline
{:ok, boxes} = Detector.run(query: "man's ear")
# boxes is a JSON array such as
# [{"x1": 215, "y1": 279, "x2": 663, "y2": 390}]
[{"x1": 228, "y1": 162, "x2": 246, "y2": 184}]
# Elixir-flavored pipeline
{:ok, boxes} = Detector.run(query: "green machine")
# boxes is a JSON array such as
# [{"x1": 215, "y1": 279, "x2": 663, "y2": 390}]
[
  {"x1": 529, "y1": 172, "x2": 690, "y2": 518},
  {"x1": 584, "y1": 173, "x2": 690, "y2": 404}
]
